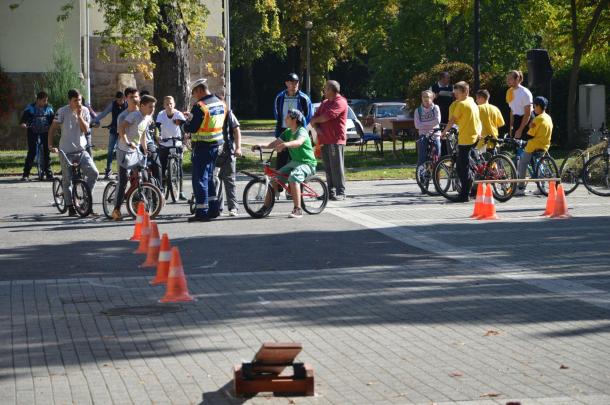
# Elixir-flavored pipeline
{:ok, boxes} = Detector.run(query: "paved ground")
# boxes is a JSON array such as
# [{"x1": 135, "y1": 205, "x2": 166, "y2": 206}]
[{"x1": 1, "y1": 176, "x2": 609, "y2": 405}]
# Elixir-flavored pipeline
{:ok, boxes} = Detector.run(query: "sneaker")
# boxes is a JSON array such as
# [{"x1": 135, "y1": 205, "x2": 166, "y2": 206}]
[
  {"x1": 45, "y1": 172, "x2": 54, "y2": 181},
  {"x1": 334, "y1": 194, "x2": 346, "y2": 201},
  {"x1": 228, "y1": 209, "x2": 239, "y2": 217},
  {"x1": 20, "y1": 176, "x2": 30, "y2": 182},
  {"x1": 179, "y1": 192, "x2": 187, "y2": 201},
  {"x1": 68, "y1": 206, "x2": 78, "y2": 217},
  {"x1": 111, "y1": 209, "x2": 122, "y2": 221},
  {"x1": 514, "y1": 188, "x2": 526, "y2": 197},
  {"x1": 288, "y1": 207, "x2": 303, "y2": 218},
  {"x1": 188, "y1": 215, "x2": 211, "y2": 223}
]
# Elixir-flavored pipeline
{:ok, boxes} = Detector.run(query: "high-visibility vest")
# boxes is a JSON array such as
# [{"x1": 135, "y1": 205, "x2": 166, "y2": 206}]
[{"x1": 192, "y1": 97, "x2": 227, "y2": 143}]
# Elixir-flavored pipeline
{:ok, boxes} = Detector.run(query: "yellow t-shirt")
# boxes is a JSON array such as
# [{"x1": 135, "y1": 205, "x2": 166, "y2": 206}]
[
  {"x1": 477, "y1": 103, "x2": 505, "y2": 149},
  {"x1": 525, "y1": 112, "x2": 553, "y2": 153},
  {"x1": 452, "y1": 97, "x2": 482, "y2": 145}
]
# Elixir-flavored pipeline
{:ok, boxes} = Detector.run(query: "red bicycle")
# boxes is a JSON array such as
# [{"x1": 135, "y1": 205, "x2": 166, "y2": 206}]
[{"x1": 241, "y1": 148, "x2": 329, "y2": 218}]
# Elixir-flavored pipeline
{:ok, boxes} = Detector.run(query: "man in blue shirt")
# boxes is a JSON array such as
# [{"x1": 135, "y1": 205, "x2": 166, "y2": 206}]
[{"x1": 20, "y1": 91, "x2": 54, "y2": 181}]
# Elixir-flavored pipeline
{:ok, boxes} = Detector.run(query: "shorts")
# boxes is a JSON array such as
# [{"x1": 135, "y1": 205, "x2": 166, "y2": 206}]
[{"x1": 278, "y1": 160, "x2": 315, "y2": 184}]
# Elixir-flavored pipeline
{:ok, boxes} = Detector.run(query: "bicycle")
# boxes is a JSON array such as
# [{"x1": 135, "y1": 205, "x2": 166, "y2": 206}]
[
  {"x1": 101, "y1": 156, "x2": 163, "y2": 219},
  {"x1": 51, "y1": 150, "x2": 94, "y2": 217},
  {"x1": 433, "y1": 134, "x2": 517, "y2": 202},
  {"x1": 161, "y1": 138, "x2": 184, "y2": 203},
  {"x1": 415, "y1": 129, "x2": 443, "y2": 195},
  {"x1": 581, "y1": 128, "x2": 610, "y2": 196},
  {"x1": 504, "y1": 136, "x2": 558, "y2": 196},
  {"x1": 241, "y1": 148, "x2": 328, "y2": 218}
]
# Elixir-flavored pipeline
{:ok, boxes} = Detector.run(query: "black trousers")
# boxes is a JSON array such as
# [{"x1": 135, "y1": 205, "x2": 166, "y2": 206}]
[
  {"x1": 23, "y1": 132, "x2": 51, "y2": 177},
  {"x1": 456, "y1": 143, "x2": 475, "y2": 201},
  {"x1": 147, "y1": 145, "x2": 163, "y2": 192}
]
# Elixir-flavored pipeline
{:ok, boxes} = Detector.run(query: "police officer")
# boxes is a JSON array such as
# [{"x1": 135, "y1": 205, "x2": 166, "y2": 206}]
[{"x1": 184, "y1": 79, "x2": 227, "y2": 222}]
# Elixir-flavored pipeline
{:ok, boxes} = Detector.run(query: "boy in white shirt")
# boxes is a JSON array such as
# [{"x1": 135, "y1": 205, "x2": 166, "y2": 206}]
[
  {"x1": 156, "y1": 96, "x2": 187, "y2": 199},
  {"x1": 506, "y1": 70, "x2": 533, "y2": 139}
]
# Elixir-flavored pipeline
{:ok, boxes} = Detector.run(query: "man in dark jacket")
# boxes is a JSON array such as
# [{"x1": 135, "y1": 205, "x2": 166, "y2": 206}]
[
  {"x1": 93, "y1": 91, "x2": 127, "y2": 179},
  {"x1": 20, "y1": 91, "x2": 54, "y2": 181},
  {"x1": 273, "y1": 73, "x2": 312, "y2": 171}
]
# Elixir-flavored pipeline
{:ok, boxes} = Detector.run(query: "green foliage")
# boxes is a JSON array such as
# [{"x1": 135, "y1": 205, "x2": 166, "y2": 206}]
[
  {"x1": 0, "y1": 65, "x2": 16, "y2": 119},
  {"x1": 35, "y1": 29, "x2": 84, "y2": 110},
  {"x1": 405, "y1": 62, "x2": 473, "y2": 109}
]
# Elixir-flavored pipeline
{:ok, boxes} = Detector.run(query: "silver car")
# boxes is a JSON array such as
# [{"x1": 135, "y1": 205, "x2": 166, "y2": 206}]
[{"x1": 307, "y1": 103, "x2": 363, "y2": 145}]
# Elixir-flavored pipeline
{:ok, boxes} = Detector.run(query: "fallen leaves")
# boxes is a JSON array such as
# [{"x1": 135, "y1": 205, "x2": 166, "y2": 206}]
[
  {"x1": 479, "y1": 392, "x2": 501, "y2": 398},
  {"x1": 484, "y1": 330, "x2": 500, "y2": 336},
  {"x1": 449, "y1": 371, "x2": 464, "y2": 377},
  {"x1": 560, "y1": 364, "x2": 570, "y2": 369}
]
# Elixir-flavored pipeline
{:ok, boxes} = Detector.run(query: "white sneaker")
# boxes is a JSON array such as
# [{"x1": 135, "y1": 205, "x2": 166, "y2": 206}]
[
  {"x1": 288, "y1": 207, "x2": 303, "y2": 218},
  {"x1": 228, "y1": 209, "x2": 239, "y2": 217},
  {"x1": 514, "y1": 189, "x2": 526, "y2": 197}
]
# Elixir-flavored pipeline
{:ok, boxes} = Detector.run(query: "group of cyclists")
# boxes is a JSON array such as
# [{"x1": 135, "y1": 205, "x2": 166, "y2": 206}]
[{"x1": 414, "y1": 69, "x2": 554, "y2": 202}]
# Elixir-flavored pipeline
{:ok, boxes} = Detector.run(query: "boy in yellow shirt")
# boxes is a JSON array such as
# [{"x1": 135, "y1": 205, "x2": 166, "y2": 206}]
[
  {"x1": 475, "y1": 90, "x2": 505, "y2": 151},
  {"x1": 516, "y1": 96, "x2": 553, "y2": 195},
  {"x1": 441, "y1": 81, "x2": 482, "y2": 202}
]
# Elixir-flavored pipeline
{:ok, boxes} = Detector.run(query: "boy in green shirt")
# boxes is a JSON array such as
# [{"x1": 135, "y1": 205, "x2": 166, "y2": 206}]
[{"x1": 254, "y1": 109, "x2": 317, "y2": 218}]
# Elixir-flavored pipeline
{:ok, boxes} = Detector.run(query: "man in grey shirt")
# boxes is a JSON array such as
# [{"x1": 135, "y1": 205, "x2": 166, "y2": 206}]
[{"x1": 48, "y1": 89, "x2": 99, "y2": 216}]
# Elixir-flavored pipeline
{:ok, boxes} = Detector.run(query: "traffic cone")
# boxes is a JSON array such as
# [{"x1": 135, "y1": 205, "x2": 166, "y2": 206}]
[
  {"x1": 150, "y1": 234, "x2": 171, "y2": 285},
  {"x1": 550, "y1": 184, "x2": 571, "y2": 219},
  {"x1": 541, "y1": 181, "x2": 556, "y2": 216},
  {"x1": 479, "y1": 184, "x2": 498, "y2": 220},
  {"x1": 133, "y1": 213, "x2": 151, "y2": 254},
  {"x1": 159, "y1": 247, "x2": 195, "y2": 303},
  {"x1": 140, "y1": 222, "x2": 161, "y2": 268},
  {"x1": 130, "y1": 202, "x2": 145, "y2": 241},
  {"x1": 470, "y1": 183, "x2": 485, "y2": 219}
]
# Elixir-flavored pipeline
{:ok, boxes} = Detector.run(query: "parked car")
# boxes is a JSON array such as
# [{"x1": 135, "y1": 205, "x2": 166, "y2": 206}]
[
  {"x1": 360, "y1": 102, "x2": 409, "y2": 135},
  {"x1": 348, "y1": 99, "x2": 370, "y2": 117},
  {"x1": 307, "y1": 103, "x2": 363, "y2": 145}
]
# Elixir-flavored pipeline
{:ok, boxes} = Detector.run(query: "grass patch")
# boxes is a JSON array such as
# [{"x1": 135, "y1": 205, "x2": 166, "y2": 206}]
[{"x1": 239, "y1": 119, "x2": 276, "y2": 131}]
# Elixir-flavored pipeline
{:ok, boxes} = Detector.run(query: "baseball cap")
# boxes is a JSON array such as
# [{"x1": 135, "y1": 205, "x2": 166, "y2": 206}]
[
  {"x1": 286, "y1": 73, "x2": 299, "y2": 82},
  {"x1": 189, "y1": 78, "x2": 208, "y2": 93},
  {"x1": 533, "y1": 96, "x2": 548, "y2": 109}
]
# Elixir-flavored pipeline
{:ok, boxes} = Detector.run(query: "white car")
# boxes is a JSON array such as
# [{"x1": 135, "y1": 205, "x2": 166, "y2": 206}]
[{"x1": 307, "y1": 103, "x2": 363, "y2": 145}]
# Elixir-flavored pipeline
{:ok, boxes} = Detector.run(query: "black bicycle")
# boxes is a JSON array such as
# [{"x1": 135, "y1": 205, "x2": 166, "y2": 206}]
[
  {"x1": 52, "y1": 150, "x2": 94, "y2": 217},
  {"x1": 581, "y1": 128, "x2": 610, "y2": 196},
  {"x1": 561, "y1": 125, "x2": 609, "y2": 195},
  {"x1": 161, "y1": 138, "x2": 184, "y2": 203},
  {"x1": 415, "y1": 129, "x2": 443, "y2": 195},
  {"x1": 505, "y1": 137, "x2": 558, "y2": 196}
]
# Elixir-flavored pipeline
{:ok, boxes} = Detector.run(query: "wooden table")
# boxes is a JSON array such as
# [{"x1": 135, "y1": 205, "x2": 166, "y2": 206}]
[{"x1": 383, "y1": 119, "x2": 416, "y2": 156}]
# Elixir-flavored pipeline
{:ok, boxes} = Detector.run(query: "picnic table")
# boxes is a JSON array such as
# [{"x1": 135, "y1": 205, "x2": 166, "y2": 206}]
[{"x1": 381, "y1": 118, "x2": 416, "y2": 156}]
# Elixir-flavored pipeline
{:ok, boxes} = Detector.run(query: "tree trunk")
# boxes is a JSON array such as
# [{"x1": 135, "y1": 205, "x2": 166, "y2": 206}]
[{"x1": 151, "y1": 1, "x2": 190, "y2": 112}]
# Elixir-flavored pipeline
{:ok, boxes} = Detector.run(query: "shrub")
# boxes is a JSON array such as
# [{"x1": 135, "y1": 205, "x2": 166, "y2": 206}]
[
  {"x1": 405, "y1": 62, "x2": 473, "y2": 110},
  {"x1": 0, "y1": 65, "x2": 15, "y2": 119}
]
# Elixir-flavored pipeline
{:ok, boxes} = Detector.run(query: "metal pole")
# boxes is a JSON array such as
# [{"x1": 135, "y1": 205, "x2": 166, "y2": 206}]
[
  {"x1": 306, "y1": 29, "x2": 311, "y2": 96},
  {"x1": 84, "y1": 0, "x2": 91, "y2": 102},
  {"x1": 224, "y1": 0, "x2": 231, "y2": 109},
  {"x1": 473, "y1": 0, "x2": 480, "y2": 92}
]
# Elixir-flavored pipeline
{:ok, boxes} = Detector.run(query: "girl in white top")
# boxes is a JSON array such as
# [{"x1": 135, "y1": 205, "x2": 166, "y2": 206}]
[{"x1": 505, "y1": 70, "x2": 533, "y2": 139}]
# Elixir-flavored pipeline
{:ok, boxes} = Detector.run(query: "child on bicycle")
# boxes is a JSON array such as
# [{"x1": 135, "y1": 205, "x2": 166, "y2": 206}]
[
  {"x1": 516, "y1": 96, "x2": 553, "y2": 195},
  {"x1": 253, "y1": 109, "x2": 317, "y2": 218},
  {"x1": 475, "y1": 89, "x2": 505, "y2": 152},
  {"x1": 112, "y1": 94, "x2": 157, "y2": 220},
  {"x1": 414, "y1": 90, "x2": 441, "y2": 168},
  {"x1": 156, "y1": 96, "x2": 187, "y2": 199}
]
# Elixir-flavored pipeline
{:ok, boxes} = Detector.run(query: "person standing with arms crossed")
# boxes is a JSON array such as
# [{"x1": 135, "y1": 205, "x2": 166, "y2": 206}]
[
  {"x1": 506, "y1": 70, "x2": 533, "y2": 139},
  {"x1": 273, "y1": 73, "x2": 312, "y2": 178},
  {"x1": 93, "y1": 91, "x2": 127, "y2": 179},
  {"x1": 183, "y1": 79, "x2": 228, "y2": 222},
  {"x1": 310, "y1": 80, "x2": 348, "y2": 200},
  {"x1": 441, "y1": 81, "x2": 482, "y2": 203},
  {"x1": 20, "y1": 91, "x2": 54, "y2": 181}
]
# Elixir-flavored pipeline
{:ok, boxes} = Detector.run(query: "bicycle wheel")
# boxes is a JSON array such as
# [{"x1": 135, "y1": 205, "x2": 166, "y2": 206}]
[
  {"x1": 72, "y1": 179, "x2": 93, "y2": 217},
  {"x1": 102, "y1": 181, "x2": 117, "y2": 219},
  {"x1": 167, "y1": 157, "x2": 180, "y2": 203},
  {"x1": 188, "y1": 195, "x2": 196, "y2": 214},
  {"x1": 560, "y1": 149, "x2": 584, "y2": 195},
  {"x1": 52, "y1": 178, "x2": 67, "y2": 213},
  {"x1": 583, "y1": 153, "x2": 610, "y2": 196},
  {"x1": 243, "y1": 178, "x2": 275, "y2": 218},
  {"x1": 301, "y1": 176, "x2": 328, "y2": 214},
  {"x1": 535, "y1": 156, "x2": 559, "y2": 196},
  {"x1": 433, "y1": 155, "x2": 461, "y2": 202},
  {"x1": 416, "y1": 161, "x2": 438, "y2": 195},
  {"x1": 485, "y1": 155, "x2": 517, "y2": 202},
  {"x1": 127, "y1": 183, "x2": 163, "y2": 219}
]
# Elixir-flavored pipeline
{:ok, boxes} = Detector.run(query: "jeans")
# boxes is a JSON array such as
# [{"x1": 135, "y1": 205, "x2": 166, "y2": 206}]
[
  {"x1": 456, "y1": 144, "x2": 475, "y2": 201},
  {"x1": 106, "y1": 131, "x2": 119, "y2": 172},
  {"x1": 517, "y1": 150, "x2": 533, "y2": 189},
  {"x1": 191, "y1": 142, "x2": 220, "y2": 218},
  {"x1": 321, "y1": 144, "x2": 345, "y2": 196},
  {"x1": 23, "y1": 132, "x2": 50, "y2": 177},
  {"x1": 146, "y1": 144, "x2": 163, "y2": 192},
  {"x1": 416, "y1": 135, "x2": 441, "y2": 166},
  {"x1": 59, "y1": 150, "x2": 99, "y2": 205}
]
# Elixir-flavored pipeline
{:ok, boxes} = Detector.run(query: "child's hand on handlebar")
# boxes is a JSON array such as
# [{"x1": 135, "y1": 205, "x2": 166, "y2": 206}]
[
  {"x1": 275, "y1": 142, "x2": 287, "y2": 152},
  {"x1": 251, "y1": 144, "x2": 261, "y2": 152}
]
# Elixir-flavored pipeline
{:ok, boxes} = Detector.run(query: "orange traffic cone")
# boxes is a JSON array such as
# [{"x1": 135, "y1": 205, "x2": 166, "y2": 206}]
[
  {"x1": 130, "y1": 202, "x2": 145, "y2": 241},
  {"x1": 150, "y1": 234, "x2": 171, "y2": 285},
  {"x1": 479, "y1": 184, "x2": 498, "y2": 220},
  {"x1": 542, "y1": 181, "x2": 556, "y2": 216},
  {"x1": 140, "y1": 221, "x2": 161, "y2": 268},
  {"x1": 134, "y1": 213, "x2": 151, "y2": 254},
  {"x1": 159, "y1": 247, "x2": 195, "y2": 303},
  {"x1": 470, "y1": 183, "x2": 485, "y2": 219},
  {"x1": 550, "y1": 184, "x2": 571, "y2": 219}
]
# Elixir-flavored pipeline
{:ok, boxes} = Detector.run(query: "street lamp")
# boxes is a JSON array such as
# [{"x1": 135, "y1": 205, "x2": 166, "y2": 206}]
[
  {"x1": 473, "y1": 0, "x2": 480, "y2": 92},
  {"x1": 305, "y1": 21, "x2": 313, "y2": 96}
]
